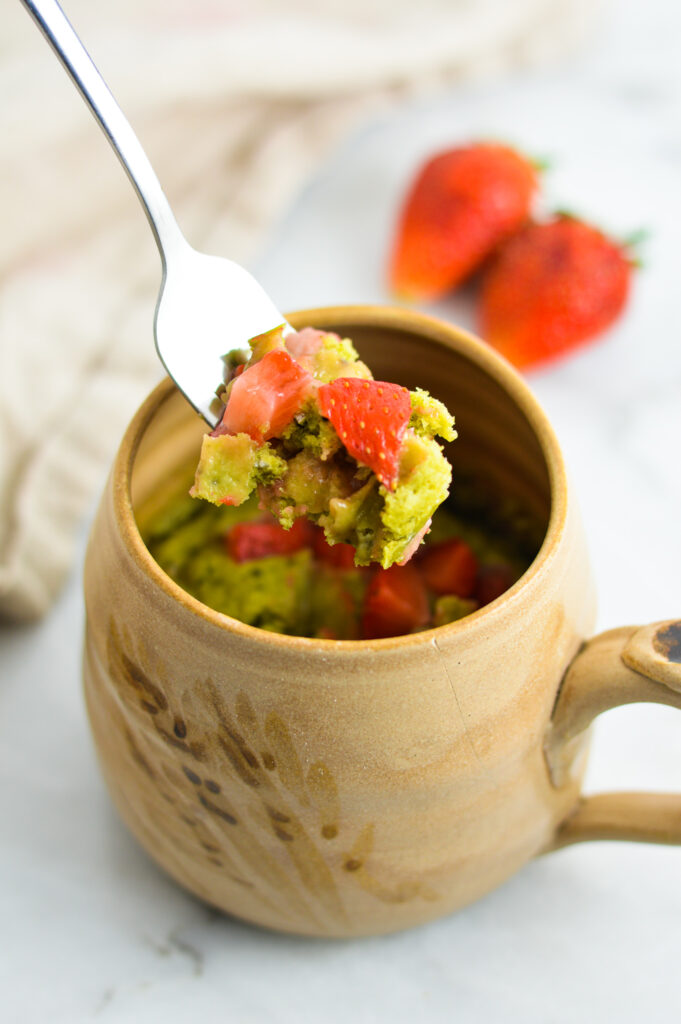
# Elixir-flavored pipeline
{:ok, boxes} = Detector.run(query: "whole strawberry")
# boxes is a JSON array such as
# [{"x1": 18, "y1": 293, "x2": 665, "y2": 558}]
[
  {"x1": 389, "y1": 142, "x2": 539, "y2": 301},
  {"x1": 479, "y1": 214, "x2": 633, "y2": 369}
]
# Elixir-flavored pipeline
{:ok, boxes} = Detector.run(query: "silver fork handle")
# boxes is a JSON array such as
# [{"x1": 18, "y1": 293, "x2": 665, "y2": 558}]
[{"x1": 21, "y1": 0, "x2": 185, "y2": 264}]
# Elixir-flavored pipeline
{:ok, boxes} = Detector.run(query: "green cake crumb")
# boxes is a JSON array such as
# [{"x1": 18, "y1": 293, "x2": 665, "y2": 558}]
[
  {"x1": 191, "y1": 433, "x2": 287, "y2": 506},
  {"x1": 186, "y1": 548, "x2": 314, "y2": 635},
  {"x1": 410, "y1": 388, "x2": 458, "y2": 442},
  {"x1": 433, "y1": 594, "x2": 479, "y2": 627}
]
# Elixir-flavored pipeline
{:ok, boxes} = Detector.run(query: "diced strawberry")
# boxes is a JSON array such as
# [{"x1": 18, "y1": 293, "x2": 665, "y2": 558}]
[
  {"x1": 361, "y1": 564, "x2": 430, "y2": 639},
  {"x1": 226, "y1": 518, "x2": 313, "y2": 562},
  {"x1": 285, "y1": 327, "x2": 327, "y2": 362},
  {"x1": 418, "y1": 538, "x2": 478, "y2": 597},
  {"x1": 474, "y1": 563, "x2": 516, "y2": 606},
  {"x1": 215, "y1": 349, "x2": 313, "y2": 442},
  {"x1": 317, "y1": 378, "x2": 411, "y2": 490},
  {"x1": 312, "y1": 528, "x2": 358, "y2": 569}
]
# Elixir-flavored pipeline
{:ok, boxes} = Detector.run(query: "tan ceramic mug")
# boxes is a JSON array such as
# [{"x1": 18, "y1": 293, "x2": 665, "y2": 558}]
[{"x1": 83, "y1": 306, "x2": 681, "y2": 938}]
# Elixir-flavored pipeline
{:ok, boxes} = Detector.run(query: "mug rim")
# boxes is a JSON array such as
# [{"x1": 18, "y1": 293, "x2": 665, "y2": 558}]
[{"x1": 112, "y1": 305, "x2": 568, "y2": 652}]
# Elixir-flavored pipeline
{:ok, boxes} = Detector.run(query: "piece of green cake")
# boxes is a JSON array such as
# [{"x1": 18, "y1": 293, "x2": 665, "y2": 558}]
[{"x1": 191, "y1": 326, "x2": 456, "y2": 567}]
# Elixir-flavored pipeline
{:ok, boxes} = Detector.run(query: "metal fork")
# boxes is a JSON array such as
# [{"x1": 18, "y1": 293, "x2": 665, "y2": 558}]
[{"x1": 21, "y1": 0, "x2": 289, "y2": 427}]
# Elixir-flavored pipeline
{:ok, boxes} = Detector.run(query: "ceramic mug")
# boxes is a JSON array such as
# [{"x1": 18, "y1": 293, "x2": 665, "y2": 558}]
[{"x1": 83, "y1": 306, "x2": 681, "y2": 938}]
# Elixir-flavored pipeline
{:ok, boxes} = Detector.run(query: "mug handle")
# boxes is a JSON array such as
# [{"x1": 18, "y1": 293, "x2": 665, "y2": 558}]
[{"x1": 544, "y1": 620, "x2": 681, "y2": 848}]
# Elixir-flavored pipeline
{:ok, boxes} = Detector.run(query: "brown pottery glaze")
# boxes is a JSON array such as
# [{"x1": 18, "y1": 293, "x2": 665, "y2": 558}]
[{"x1": 83, "y1": 306, "x2": 681, "y2": 937}]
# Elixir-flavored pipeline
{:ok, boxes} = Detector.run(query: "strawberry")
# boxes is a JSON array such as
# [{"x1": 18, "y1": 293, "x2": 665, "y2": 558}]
[
  {"x1": 389, "y1": 142, "x2": 538, "y2": 300},
  {"x1": 361, "y1": 564, "x2": 430, "y2": 639},
  {"x1": 312, "y1": 529, "x2": 358, "y2": 570},
  {"x1": 418, "y1": 538, "x2": 478, "y2": 597},
  {"x1": 215, "y1": 349, "x2": 313, "y2": 442},
  {"x1": 317, "y1": 378, "x2": 411, "y2": 490},
  {"x1": 226, "y1": 517, "x2": 313, "y2": 562},
  {"x1": 479, "y1": 215, "x2": 633, "y2": 369},
  {"x1": 474, "y1": 563, "x2": 516, "y2": 606}
]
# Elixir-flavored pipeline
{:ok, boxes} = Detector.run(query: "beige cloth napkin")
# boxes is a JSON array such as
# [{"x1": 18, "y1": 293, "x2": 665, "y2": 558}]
[{"x1": 0, "y1": 0, "x2": 595, "y2": 621}]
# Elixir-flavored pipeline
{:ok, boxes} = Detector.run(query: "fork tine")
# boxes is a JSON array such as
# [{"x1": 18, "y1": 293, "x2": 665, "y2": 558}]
[{"x1": 155, "y1": 249, "x2": 289, "y2": 426}]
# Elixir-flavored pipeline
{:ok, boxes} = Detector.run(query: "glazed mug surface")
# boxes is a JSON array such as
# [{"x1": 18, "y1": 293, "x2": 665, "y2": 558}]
[{"x1": 83, "y1": 306, "x2": 681, "y2": 937}]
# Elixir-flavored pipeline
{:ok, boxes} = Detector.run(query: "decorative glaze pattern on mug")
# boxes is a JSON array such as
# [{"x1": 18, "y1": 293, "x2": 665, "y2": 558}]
[{"x1": 86, "y1": 615, "x2": 437, "y2": 933}]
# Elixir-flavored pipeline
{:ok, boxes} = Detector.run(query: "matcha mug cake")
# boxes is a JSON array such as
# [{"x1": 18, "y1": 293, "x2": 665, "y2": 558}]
[
  {"x1": 141, "y1": 319, "x2": 539, "y2": 640},
  {"x1": 83, "y1": 306, "x2": 681, "y2": 937}
]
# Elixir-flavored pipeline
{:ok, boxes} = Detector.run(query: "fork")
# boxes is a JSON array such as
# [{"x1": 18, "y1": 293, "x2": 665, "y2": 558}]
[{"x1": 21, "y1": 0, "x2": 290, "y2": 427}]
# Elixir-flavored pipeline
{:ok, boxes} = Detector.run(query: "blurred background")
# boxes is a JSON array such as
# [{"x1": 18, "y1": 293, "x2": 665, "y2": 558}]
[{"x1": 2, "y1": 1, "x2": 681, "y2": 1020}]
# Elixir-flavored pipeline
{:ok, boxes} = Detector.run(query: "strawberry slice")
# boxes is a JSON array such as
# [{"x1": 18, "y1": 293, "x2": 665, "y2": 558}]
[
  {"x1": 418, "y1": 538, "x2": 478, "y2": 597},
  {"x1": 215, "y1": 349, "x2": 313, "y2": 442},
  {"x1": 226, "y1": 518, "x2": 313, "y2": 563},
  {"x1": 317, "y1": 378, "x2": 411, "y2": 489},
  {"x1": 361, "y1": 564, "x2": 430, "y2": 639}
]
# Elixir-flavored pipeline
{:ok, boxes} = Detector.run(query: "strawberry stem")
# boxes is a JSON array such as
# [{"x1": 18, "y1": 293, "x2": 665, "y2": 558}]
[
  {"x1": 530, "y1": 154, "x2": 552, "y2": 173},
  {"x1": 621, "y1": 227, "x2": 650, "y2": 248},
  {"x1": 553, "y1": 208, "x2": 579, "y2": 221},
  {"x1": 621, "y1": 227, "x2": 649, "y2": 268}
]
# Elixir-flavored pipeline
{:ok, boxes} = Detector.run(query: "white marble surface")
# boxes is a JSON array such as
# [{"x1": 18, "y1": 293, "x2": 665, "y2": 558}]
[{"x1": 3, "y1": 1, "x2": 681, "y2": 1020}]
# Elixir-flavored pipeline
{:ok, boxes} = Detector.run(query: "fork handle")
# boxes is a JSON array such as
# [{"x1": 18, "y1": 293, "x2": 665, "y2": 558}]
[{"x1": 21, "y1": 0, "x2": 185, "y2": 263}]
